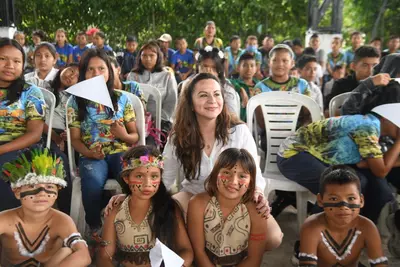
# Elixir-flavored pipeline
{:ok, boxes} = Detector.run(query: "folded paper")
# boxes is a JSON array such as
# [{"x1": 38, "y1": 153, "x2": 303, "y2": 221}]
[
  {"x1": 149, "y1": 238, "x2": 184, "y2": 267},
  {"x1": 372, "y1": 103, "x2": 400, "y2": 128},
  {"x1": 66, "y1": 75, "x2": 114, "y2": 111}
]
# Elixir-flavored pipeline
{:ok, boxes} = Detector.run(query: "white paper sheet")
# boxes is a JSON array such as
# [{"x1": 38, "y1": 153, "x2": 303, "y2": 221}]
[
  {"x1": 393, "y1": 78, "x2": 400, "y2": 84},
  {"x1": 149, "y1": 238, "x2": 184, "y2": 267},
  {"x1": 65, "y1": 75, "x2": 114, "y2": 111},
  {"x1": 372, "y1": 103, "x2": 400, "y2": 128}
]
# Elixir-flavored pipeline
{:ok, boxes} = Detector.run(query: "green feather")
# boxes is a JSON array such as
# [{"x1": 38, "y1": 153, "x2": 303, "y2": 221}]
[{"x1": 2, "y1": 148, "x2": 65, "y2": 184}]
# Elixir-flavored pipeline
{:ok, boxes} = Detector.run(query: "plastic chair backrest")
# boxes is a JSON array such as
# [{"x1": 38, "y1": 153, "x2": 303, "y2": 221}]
[
  {"x1": 329, "y1": 92, "x2": 353, "y2": 117},
  {"x1": 137, "y1": 83, "x2": 162, "y2": 132},
  {"x1": 247, "y1": 91, "x2": 322, "y2": 174},
  {"x1": 235, "y1": 91, "x2": 241, "y2": 117},
  {"x1": 115, "y1": 89, "x2": 145, "y2": 146},
  {"x1": 65, "y1": 96, "x2": 77, "y2": 176},
  {"x1": 39, "y1": 87, "x2": 56, "y2": 149}
]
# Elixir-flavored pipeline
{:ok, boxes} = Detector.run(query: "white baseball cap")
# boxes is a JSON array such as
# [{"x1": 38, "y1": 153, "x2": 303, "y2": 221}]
[{"x1": 158, "y1": 33, "x2": 172, "y2": 42}]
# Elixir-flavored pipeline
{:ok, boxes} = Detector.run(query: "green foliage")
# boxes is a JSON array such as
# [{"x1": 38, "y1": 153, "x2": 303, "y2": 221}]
[{"x1": 14, "y1": 0, "x2": 398, "y2": 50}]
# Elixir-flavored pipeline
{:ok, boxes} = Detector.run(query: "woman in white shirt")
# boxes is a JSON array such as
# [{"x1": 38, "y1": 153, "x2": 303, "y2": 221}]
[
  {"x1": 106, "y1": 73, "x2": 270, "y2": 220},
  {"x1": 164, "y1": 72, "x2": 268, "y2": 217},
  {"x1": 24, "y1": 42, "x2": 58, "y2": 89}
]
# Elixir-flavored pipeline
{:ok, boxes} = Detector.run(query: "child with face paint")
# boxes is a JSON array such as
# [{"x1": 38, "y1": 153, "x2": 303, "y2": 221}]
[
  {"x1": 299, "y1": 165, "x2": 388, "y2": 267},
  {"x1": 187, "y1": 148, "x2": 282, "y2": 267},
  {"x1": 97, "y1": 145, "x2": 193, "y2": 267},
  {"x1": 0, "y1": 148, "x2": 91, "y2": 267}
]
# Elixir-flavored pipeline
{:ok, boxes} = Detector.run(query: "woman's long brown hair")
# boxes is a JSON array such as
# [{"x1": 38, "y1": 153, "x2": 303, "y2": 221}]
[{"x1": 172, "y1": 72, "x2": 242, "y2": 181}]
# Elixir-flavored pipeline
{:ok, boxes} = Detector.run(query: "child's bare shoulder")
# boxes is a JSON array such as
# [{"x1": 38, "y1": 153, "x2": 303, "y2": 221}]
[
  {"x1": 302, "y1": 213, "x2": 326, "y2": 232},
  {"x1": 355, "y1": 215, "x2": 376, "y2": 232},
  {"x1": 188, "y1": 192, "x2": 211, "y2": 209},
  {"x1": 0, "y1": 208, "x2": 19, "y2": 226},
  {"x1": 50, "y1": 208, "x2": 76, "y2": 228}
]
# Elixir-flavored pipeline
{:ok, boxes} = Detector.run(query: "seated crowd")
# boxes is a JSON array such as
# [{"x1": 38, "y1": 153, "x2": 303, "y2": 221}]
[{"x1": 0, "y1": 19, "x2": 399, "y2": 266}]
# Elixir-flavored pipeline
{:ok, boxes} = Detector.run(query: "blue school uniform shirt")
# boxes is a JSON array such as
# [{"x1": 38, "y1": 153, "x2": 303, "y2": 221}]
[
  {"x1": 72, "y1": 45, "x2": 89, "y2": 63},
  {"x1": 224, "y1": 46, "x2": 242, "y2": 76},
  {"x1": 345, "y1": 48, "x2": 356, "y2": 65},
  {"x1": 171, "y1": 49, "x2": 194, "y2": 73},
  {"x1": 118, "y1": 50, "x2": 137, "y2": 76},
  {"x1": 167, "y1": 48, "x2": 175, "y2": 65},
  {"x1": 55, "y1": 43, "x2": 73, "y2": 67}
]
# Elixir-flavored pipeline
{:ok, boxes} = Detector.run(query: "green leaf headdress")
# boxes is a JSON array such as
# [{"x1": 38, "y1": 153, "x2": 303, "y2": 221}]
[{"x1": 2, "y1": 148, "x2": 67, "y2": 189}]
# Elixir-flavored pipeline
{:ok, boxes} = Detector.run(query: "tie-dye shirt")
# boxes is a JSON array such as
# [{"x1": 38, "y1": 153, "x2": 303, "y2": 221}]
[
  {"x1": 67, "y1": 91, "x2": 136, "y2": 155},
  {"x1": 255, "y1": 76, "x2": 311, "y2": 96},
  {"x1": 327, "y1": 51, "x2": 347, "y2": 69},
  {"x1": 0, "y1": 84, "x2": 46, "y2": 142},
  {"x1": 278, "y1": 114, "x2": 383, "y2": 165}
]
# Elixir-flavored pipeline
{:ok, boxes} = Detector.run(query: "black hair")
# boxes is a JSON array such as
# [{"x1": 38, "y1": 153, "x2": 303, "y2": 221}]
[
  {"x1": 76, "y1": 48, "x2": 117, "y2": 121},
  {"x1": 389, "y1": 35, "x2": 400, "y2": 41},
  {"x1": 196, "y1": 47, "x2": 226, "y2": 85},
  {"x1": 32, "y1": 30, "x2": 46, "y2": 41},
  {"x1": 351, "y1": 31, "x2": 362, "y2": 38},
  {"x1": 332, "y1": 65, "x2": 344, "y2": 72},
  {"x1": 310, "y1": 33, "x2": 319, "y2": 39},
  {"x1": 303, "y1": 47, "x2": 316, "y2": 56},
  {"x1": 319, "y1": 165, "x2": 361, "y2": 196},
  {"x1": 119, "y1": 145, "x2": 178, "y2": 249},
  {"x1": 282, "y1": 39, "x2": 293, "y2": 48},
  {"x1": 353, "y1": 45, "x2": 380, "y2": 63},
  {"x1": 133, "y1": 41, "x2": 164, "y2": 74},
  {"x1": 51, "y1": 62, "x2": 79, "y2": 106},
  {"x1": 238, "y1": 52, "x2": 256, "y2": 64},
  {"x1": 370, "y1": 37, "x2": 382, "y2": 43},
  {"x1": 230, "y1": 35, "x2": 240, "y2": 43},
  {"x1": 359, "y1": 81, "x2": 400, "y2": 115},
  {"x1": 95, "y1": 31, "x2": 106, "y2": 40},
  {"x1": 77, "y1": 31, "x2": 86, "y2": 36},
  {"x1": 296, "y1": 55, "x2": 317, "y2": 69},
  {"x1": 126, "y1": 35, "x2": 137, "y2": 42},
  {"x1": 0, "y1": 38, "x2": 26, "y2": 104},
  {"x1": 292, "y1": 38, "x2": 302, "y2": 47},
  {"x1": 34, "y1": 42, "x2": 57, "y2": 59},
  {"x1": 108, "y1": 55, "x2": 124, "y2": 83}
]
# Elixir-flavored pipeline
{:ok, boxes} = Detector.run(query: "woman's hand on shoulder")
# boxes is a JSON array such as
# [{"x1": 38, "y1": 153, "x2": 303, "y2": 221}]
[
  {"x1": 253, "y1": 187, "x2": 271, "y2": 220},
  {"x1": 104, "y1": 194, "x2": 127, "y2": 216}
]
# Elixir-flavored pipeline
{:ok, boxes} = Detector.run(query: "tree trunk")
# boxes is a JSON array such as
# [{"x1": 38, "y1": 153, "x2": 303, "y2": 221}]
[{"x1": 371, "y1": 0, "x2": 388, "y2": 39}]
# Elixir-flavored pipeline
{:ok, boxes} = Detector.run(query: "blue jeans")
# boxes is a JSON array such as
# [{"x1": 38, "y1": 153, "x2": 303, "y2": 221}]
[
  {"x1": 277, "y1": 152, "x2": 394, "y2": 223},
  {"x1": 79, "y1": 152, "x2": 124, "y2": 229}
]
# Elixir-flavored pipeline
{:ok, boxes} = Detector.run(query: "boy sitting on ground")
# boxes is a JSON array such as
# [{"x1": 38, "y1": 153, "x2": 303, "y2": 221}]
[
  {"x1": 299, "y1": 165, "x2": 388, "y2": 267},
  {"x1": 0, "y1": 148, "x2": 91, "y2": 267}
]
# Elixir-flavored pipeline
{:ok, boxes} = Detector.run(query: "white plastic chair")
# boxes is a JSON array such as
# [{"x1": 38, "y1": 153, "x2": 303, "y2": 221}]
[
  {"x1": 329, "y1": 92, "x2": 353, "y2": 117},
  {"x1": 247, "y1": 91, "x2": 321, "y2": 230},
  {"x1": 235, "y1": 91, "x2": 241, "y2": 118},
  {"x1": 67, "y1": 92, "x2": 145, "y2": 233},
  {"x1": 115, "y1": 90, "x2": 145, "y2": 146},
  {"x1": 39, "y1": 88, "x2": 56, "y2": 149},
  {"x1": 137, "y1": 83, "x2": 162, "y2": 141}
]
